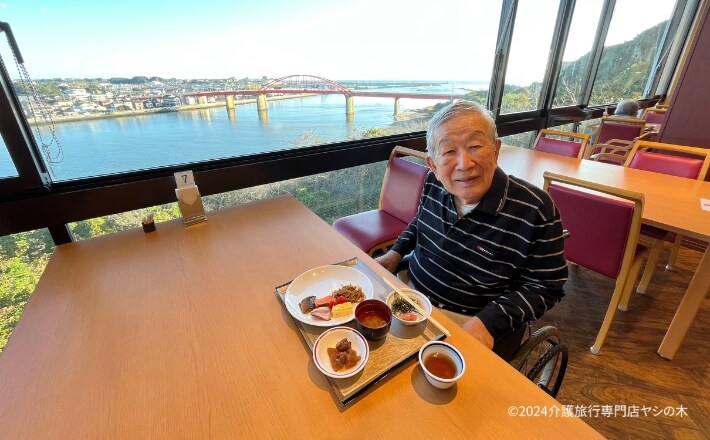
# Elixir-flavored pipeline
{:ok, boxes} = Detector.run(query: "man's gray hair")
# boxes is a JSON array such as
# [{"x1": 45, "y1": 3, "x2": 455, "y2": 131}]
[
  {"x1": 614, "y1": 99, "x2": 640, "y2": 117},
  {"x1": 426, "y1": 100, "x2": 498, "y2": 157}
]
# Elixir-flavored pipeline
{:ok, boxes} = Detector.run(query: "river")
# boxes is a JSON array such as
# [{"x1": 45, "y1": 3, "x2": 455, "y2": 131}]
[{"x1": 1, "y1": 82, "x2": 487, "y2": 181}]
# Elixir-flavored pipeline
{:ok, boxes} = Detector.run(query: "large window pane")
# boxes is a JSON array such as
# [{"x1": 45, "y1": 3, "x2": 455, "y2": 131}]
[
  {"x1": 553, "y1": 0, "x2": 605, "y2": 107},
  {"x1": 500, "y1": 0, "x2": 560, "y2": 114},
  {"x1": 0, "y1": 137, "x2": 18, "y2": 178},
  {"x1": 589, "y1": 0, "x2": 675, "y2": 106},
  {"x1": 0, "y1": 229, "x2": 54, "y2": 352},
  {"x1": 1, "y1": 1, "x2": 501, "y2": 182}
]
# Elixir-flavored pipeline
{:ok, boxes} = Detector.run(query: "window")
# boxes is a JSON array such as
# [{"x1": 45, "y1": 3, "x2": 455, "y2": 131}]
[
  {"x1": 500, "y1": 0, "x2": 560, "y2": 114},
  {"x1": 501, "y1": 131, "x2": 536, "y2": 149},
  {"x1": 0, "y1": 137, "x2": 18, "y2": 178},
  {"x1": 0, "y1": 228, "x2": 54, "y2": 352},
  {"x1": 1, "y1": 1, "x2": 501, "y2": 182},
  {"x1": 589, "y1": 0, "x2": 675, "y2": 106},
  {"x1": 553, "y1": 0, "x2": 605, "y2": 107}
]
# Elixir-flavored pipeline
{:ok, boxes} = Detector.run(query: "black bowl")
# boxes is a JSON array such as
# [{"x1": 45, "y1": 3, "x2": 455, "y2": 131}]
[{"x1": 354, "y1": 299, "x2": 392, "y2": 341}]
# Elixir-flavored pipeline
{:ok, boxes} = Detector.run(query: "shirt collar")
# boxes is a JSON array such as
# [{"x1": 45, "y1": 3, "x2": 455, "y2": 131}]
[{"x1": 477, "y1": 167, "x2": 509, "y2": 215}]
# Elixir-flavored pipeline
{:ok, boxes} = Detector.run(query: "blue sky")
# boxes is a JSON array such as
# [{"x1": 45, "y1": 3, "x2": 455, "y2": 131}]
[{"x1": 0, "y1": 1, "x2": 674, "y2": 82}]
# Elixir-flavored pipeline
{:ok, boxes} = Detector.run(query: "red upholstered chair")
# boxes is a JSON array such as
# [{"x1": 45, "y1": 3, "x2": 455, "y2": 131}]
[
  {"x1": 622, "y1": 141, "x2": 710, "y2": 296},
  {"x1": 585, "y1": 117, "x2": 647, "y2": 165},
  {"x1": 533, "y1": 129, "x2": 590, "y2": 159},
  {"x1": 543, "y1": 172, "x2": 648, "y2": 355},
  {"x1": 332, "y1": 146, "x2": 428, "y2": 256},
  {"x1": 641, "y1": 107, "x2": 667, "y2": 125}
]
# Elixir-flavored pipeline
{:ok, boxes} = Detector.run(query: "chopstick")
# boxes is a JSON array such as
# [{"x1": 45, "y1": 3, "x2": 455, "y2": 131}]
[{"x1": 382, "y1": 277, "x2": 451, "y2": 337}]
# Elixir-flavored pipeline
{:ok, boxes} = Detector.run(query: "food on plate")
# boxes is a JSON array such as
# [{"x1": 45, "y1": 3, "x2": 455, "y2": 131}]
[
  {"x1": 327, "y1": 338, "x2": 361, "y2": 371},
  {"x1": 391, "y1": 296, "x2": 422, "y2": 321},
  {"x1": 331, "y1": 302, "x2": 353, "y2": 318},
  {"x1": 299, "y1": 296, "x2": 316, "y2": 314},
  {"x1": 332, "y1": 284, "x2": 365, "y2": 304},
  {"x1": 314, "y1": 295, "x2": 335, "y2": 308},
  {"x1": 299, "y1": 289, "x2": 361, "y2": 318},
  {"x1": 311, "y1": 306, "x2": 332, "y2": 321}
]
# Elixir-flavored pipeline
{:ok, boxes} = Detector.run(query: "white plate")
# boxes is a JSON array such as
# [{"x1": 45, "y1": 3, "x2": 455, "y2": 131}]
[
  {"x1": 313, "y1": 327, "x2": 369, "y2": 379},
  {"x1": 284, "y1": 265, "x2": 374, "y2": 327}
]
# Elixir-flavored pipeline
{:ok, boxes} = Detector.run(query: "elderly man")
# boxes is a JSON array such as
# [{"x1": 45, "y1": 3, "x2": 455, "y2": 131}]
[{"x1": 376, "y1": 101, "x2": 568, "y2": 360}]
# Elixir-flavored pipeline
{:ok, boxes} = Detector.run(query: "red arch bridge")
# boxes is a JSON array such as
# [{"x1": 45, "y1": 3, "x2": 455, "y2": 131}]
[{"x1": 184, "y1": 75, "x2": 466, "y2": 119}]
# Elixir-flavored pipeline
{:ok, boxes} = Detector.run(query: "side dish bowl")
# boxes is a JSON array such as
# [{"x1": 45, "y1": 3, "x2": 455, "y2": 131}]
[
  {"x1": 354, "y1": 299, "x2": 392, "y2": 341},
  {"x1": 385, "y1": 288, "x2": 433, "y2": 326},
  {"x1": 312, "y1": 326, "x2": 369, "y2": 379},
  {"x1": 418, "y1": 341, "x2": 465, "y2": 389}
]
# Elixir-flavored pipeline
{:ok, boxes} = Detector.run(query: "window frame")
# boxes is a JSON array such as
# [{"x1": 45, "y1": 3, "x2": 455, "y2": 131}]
[{"x1": 0, "y1": 1, "x2": 691, "y2": 243}]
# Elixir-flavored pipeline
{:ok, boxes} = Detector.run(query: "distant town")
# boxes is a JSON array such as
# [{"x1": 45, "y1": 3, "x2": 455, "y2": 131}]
[
  {"x1": 14, "y1": 76, "x2": 273, "y2": 122},
  {"x1": 13, "y1": 76, "x2": 446, "y2": 123}
]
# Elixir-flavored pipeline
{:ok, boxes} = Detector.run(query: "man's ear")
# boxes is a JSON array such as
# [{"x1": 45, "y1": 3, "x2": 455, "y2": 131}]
[
  {"x1": 494, "y1": 139, "x2": 502, "y2": 160},
  {"x1": 425, "y1": 155, "x2": 438, "y2": 178}
]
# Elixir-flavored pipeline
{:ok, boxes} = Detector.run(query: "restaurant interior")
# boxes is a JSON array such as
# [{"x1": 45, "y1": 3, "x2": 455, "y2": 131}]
[{"x1": 1, "y1": 1, "x2": 709, "y2": 439}]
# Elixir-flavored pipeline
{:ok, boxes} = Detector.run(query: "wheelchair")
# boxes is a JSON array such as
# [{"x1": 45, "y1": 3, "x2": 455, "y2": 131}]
[
  {"x1": 509, "y1": 324, "x2": 568, "y2": 398},
  {"x1": 393, "y1": 256, "x2": 569, "y2": 398}
]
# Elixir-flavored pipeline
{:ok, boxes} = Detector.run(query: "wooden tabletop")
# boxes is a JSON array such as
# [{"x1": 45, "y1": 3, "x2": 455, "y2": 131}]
[{"x1": 0, "y1": 195, "x2": 601, "y2": 439}]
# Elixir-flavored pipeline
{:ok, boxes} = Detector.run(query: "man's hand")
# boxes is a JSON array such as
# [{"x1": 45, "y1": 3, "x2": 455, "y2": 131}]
[
  {"x1": 462, "y1": 316, "x2": 494, "y2": 350},
  {"x1": 374, "y1": 250, "x2": 402, "y2": 273}
]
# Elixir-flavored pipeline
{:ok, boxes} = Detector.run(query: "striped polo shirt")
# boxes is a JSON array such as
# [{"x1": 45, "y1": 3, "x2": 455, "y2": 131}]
[{"x1": 391, "y1": 167, "x2": 568, "y2": 339}]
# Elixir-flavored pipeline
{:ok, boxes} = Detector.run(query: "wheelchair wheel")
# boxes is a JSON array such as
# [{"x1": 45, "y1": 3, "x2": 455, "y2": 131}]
[{"x1": 509, "y1": 326, "x2": 568, "y2": 398}]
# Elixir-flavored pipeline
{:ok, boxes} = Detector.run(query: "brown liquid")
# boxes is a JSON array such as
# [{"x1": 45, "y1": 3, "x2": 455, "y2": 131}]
[
  {"x1": 424, "y1": 353, "x2": 457, "y2": 379},
  {"x1": 360, "y1": 311, "x2": 387, "y2": 328}
]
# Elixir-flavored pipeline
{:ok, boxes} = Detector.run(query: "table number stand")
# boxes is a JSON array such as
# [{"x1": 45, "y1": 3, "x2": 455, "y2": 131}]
[{"x1": 174, "y1": 170, "x2": 206, "y2": 226}]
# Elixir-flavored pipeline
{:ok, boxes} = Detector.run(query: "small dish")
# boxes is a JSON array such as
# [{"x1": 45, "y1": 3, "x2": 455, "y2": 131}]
[
  {"x1": 385, "y1": 288, "x2": 432, "y2": 325},
  {"x1": 418, "y1": 341, "x2": 465, "y2": 389},
  {"x1": 313, "y1": 326, "x2": 369, "y2": 379},
  {"x1": 354, "y1": 299, "x2": 392, "y2": 341}
]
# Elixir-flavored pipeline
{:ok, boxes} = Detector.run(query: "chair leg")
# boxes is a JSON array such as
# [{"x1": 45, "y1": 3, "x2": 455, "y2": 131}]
[
  {"x1": 618, "y1": 256, "x2": 646, "y2": 311},
  {"x1": 592, "y1": 257, "x2": 646, "y2": 354},
  {"x1": 637, "y1": 239, "x2": 664, "y2": 294},
  {"x1": 665, "y1": 235, "x2": 683, "y2": 271}
]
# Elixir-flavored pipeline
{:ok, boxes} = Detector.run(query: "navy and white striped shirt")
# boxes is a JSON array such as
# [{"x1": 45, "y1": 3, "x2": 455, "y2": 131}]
[{"x1": 391, "y1": 167, "x2": 568, "y2": 339}]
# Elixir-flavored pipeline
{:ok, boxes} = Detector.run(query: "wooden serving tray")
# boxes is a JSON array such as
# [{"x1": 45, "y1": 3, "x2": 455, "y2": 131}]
[{"x1": 275, "y1": 257, "x2": 445, "y2": 407}]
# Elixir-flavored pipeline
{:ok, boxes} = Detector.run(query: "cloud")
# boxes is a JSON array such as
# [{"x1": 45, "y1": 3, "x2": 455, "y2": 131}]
[{"x1": 40, "y1": 7, "x2": 47, "y2": 12}]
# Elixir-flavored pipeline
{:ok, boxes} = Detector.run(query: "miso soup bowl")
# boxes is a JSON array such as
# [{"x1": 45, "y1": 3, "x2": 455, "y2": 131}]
[
  {"x1": 354, "y1": 299, "x2": 392, "y2": 341},
  {"x1": 418, "y1": 341, "x2": 466, "y2": 389}
]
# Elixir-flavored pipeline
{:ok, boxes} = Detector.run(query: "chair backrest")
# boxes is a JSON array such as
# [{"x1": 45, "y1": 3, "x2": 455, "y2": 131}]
[
  {"x1": 641, "y1": 108, "x2": 667, "y2": 125},
  {"x1": 596, "y1": 117, "x2": 646, "y2": 144},
  {"x1": 533, "y1": 129, "x2": 590, "y2": 159},
  {"x1": 379, "y1": 146, "x2": 429, "y2": 223},
  {"x1": 624, "y1": 141, "x2": 710, "y2": 180},
  {"x1": 543, "y1": 172, "x2": 645, "y2": 279}
]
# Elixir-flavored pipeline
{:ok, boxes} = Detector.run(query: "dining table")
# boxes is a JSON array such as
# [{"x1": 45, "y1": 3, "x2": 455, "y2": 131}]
[
  {"x1": 0, "y1": 194, "x2": 602, "y2": 439},
  {"x1": 498, "y1": 144, "x2": 710, "y2": 360}
]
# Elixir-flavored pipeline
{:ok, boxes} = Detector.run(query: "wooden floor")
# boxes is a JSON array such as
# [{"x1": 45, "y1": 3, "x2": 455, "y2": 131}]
[{"x1": 533, "y1": 245, "x2": 709, "y2": 439}]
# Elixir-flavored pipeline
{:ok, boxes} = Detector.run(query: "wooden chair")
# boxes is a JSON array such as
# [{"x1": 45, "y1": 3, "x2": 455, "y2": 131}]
[
  {"x1": 622, "y1": 141, "x2": 710, "y2": 296},
  {"x1": 641, "y1": 107, "x2": 667, "y2": 125},
  {"x1": 585, "y1": 117, "x2": 648, "y2": 165},
  {"x1": 332, "y1": 146, "x2": 428, "y2": 256},
  {"x1": 543, "y1": 172, "x2": 648, "y2": 355},
  {"x1": 533, "y1": 129, "x2": 590, "y2": 159}
]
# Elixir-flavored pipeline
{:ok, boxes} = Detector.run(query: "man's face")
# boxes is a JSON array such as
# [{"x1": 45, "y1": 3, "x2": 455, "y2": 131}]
[{"x1": 425, "y1": 113, "x2": 501, "y2": 205}]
